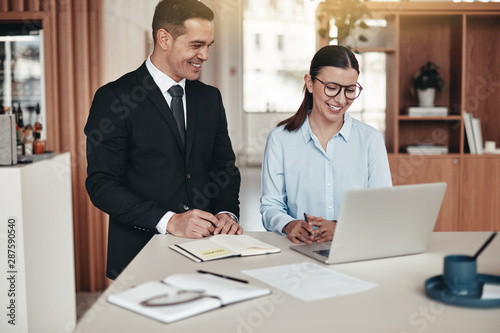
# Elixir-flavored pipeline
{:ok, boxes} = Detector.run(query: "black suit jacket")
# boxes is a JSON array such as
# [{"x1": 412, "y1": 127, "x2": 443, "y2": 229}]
[{"x1": 85, "y1": 63, "x2": 240, "y2": 279}]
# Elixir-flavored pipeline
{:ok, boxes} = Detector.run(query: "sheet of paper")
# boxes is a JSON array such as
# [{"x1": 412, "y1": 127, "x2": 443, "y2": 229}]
[
  {"x1": 242, "y1": 262, "x2": 377, "y2": 302},
  {"x1": 481, "y1": 283, "x2": 500, "y2": 300}
]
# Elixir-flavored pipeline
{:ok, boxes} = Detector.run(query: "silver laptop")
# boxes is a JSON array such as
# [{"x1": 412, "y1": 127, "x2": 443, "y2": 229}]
[{"x1": 290, "y1": 182, "x2": 447, "y2": 264}]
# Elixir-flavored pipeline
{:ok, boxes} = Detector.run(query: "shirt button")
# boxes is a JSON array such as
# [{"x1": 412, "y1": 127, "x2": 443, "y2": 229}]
[
  {"x1": 186, "y1": 173, "x2": 191, "y2": 179},
  {"x1": 327, "y1": 183, "x2": 332, "y2": 187},
  {"x1": 328, "y1": 206, "x2": 333, "y2": 209}
]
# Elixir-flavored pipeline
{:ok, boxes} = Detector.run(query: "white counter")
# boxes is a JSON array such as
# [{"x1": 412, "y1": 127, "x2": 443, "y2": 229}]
[{"x1": 0, "y1": 152, "x2": 76, "y2": 332}]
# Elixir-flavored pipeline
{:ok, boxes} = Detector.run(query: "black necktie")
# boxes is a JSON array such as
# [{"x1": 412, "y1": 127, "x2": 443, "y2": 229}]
[{"x1": 168, "y1": 85, "x2": 185, "y2": 146}]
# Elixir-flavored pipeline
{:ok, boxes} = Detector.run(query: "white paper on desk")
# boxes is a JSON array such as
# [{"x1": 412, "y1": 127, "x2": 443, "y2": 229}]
[
  {"x1": 242, "y1": 262, "x2": 377, "y2": 302},
  {"x1": 481, "y1": 284, "x2": 500, "y2": 300}
]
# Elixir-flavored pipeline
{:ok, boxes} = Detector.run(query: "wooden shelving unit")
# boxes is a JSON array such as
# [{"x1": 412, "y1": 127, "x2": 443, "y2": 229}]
[{"x1": 319, "y1": 2, "x2": 500, "y2": 231}]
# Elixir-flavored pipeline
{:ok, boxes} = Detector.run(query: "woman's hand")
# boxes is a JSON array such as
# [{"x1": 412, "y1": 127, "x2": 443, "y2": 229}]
[
  {"x1": 283, "y1": 219, "x2": 314, "y2": 244},
  {"x1": 308, "y1": 215, "x2": 337, "y2": 243}
]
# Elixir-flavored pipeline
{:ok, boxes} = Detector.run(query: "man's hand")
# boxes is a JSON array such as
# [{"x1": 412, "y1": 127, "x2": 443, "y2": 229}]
[
  {"x1": 214, "y1": 213, "x2": 243, "y2": 235},
  {"x1": 167, "y1": 209, "x2": 219, "y2": 238},
  {"x1": 283, "y1": 219, "x2": 314, "y2": 244}
]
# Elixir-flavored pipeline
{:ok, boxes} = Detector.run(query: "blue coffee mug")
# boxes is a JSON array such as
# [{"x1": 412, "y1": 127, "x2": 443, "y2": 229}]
[{"x1": 443, "y1": 255, "x2": 480, "y2": 297}]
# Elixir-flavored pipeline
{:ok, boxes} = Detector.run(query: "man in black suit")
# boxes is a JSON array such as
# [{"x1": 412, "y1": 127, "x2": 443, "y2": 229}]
[{"x1": 85, "y1": 0, "x2": 242, "y2": 280}]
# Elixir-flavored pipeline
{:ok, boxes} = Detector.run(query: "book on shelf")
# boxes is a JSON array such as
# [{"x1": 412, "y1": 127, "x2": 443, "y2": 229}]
[
  {"x1": 108, "y1": 273, "x2": 270, "y2": 324},
  {"x1": 407, "y1": 106, "x2": 448, "y2": 117},
  {"x1": 169, "y1": 234, "x2": 281, "y2": 262},
  {"x1": 406, "y1": 144, "x2": 448, "y2": 155},
  {"x1": 463, "y1": 112, "x2": 476, "y2": 154},
  {"x1": 463, "y1": 111, "x2": 483, "y2": 154},
  {"x1": 472, "y1": 117, "x2": 483, "y2": 154}
]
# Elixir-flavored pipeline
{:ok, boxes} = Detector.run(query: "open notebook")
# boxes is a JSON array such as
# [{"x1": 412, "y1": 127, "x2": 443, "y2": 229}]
[
  {"x1": 170, "y1": 234, "x2": 280, "y2": 262},
  {"x1": 108, "y1": 273, "x2": 270, "y2": 324}
]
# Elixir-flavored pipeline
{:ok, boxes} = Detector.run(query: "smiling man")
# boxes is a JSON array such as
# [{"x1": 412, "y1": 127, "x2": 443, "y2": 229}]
[{"x1": 85, "y1": 0, "x2": 242, "y2": 280}]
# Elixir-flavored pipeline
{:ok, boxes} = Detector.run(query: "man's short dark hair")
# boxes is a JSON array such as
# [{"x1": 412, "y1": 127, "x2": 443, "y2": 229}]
[{"x1": 152, "y1": 0, "x2": 214, "y2": 43}]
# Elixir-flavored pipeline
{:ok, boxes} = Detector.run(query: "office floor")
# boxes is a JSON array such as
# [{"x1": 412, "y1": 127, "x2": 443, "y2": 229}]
[{"x1": 76, "y1": 167, "x2": 264, "y2": 321}]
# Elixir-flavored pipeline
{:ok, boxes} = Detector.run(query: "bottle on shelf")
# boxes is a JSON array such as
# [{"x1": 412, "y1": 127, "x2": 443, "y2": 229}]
[
  {"x1": 11, "y1": 105, "x2": 23, "y2": 156},
  {"x1": 33, "y1": 103, "x2": 45, "y2": 154},
  {"x1": 11, "y1": 104, "x2": 17, "y2": 120},
  {"x1": 17, "y1": 103, "x2": 25, "y2": 144},
  {"x1": 23, "y1": 125, "x2": 34, "y2": 156}
]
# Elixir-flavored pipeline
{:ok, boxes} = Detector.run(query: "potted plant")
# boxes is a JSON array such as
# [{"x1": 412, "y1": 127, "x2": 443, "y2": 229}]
[
  {"x1": 317, "y1": 0, "x2": 372, "y2": 49},
  {"x1": 413, "y1": 61, "x2": 445, "y2": 107}
]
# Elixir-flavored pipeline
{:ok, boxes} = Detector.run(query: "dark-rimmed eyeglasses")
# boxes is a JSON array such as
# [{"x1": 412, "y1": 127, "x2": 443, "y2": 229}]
[
  {"x1": 314, "y1": 77, "x2": 363, "y2": 100},
  {"x1": 140, "y1": 289, "x2": 223, "y2": 307}
]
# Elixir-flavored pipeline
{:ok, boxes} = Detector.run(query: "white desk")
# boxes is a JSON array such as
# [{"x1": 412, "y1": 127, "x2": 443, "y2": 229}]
[{"x1": 75, "y1": 232, "x2": 500, "y2": 333}]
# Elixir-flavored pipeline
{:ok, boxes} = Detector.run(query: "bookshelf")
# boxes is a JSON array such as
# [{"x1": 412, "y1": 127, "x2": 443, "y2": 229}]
[{"x1": 318, "y1": 2, "x2": 500, "y2": 231}]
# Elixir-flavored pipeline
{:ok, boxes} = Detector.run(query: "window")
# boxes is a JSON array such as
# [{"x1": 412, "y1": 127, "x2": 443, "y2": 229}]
[
  {"x1": 255, "y1": 34, "x2": 261, "y2": 50},
  {"x1": 328, "y1": 17, "x2": 392, "y2": 135},
  {"x1": 243, "y1": 0, "x2": 387, "y2": 136},
  {"x1": 349, "y1": 52, "x2": 387, "y2": 135},
  {"x1": 277, "y1": 34, "x2": 284, "y2": 52},
  {"x1": 243, "y1": 0, "x2": 320, "y2": 112}
]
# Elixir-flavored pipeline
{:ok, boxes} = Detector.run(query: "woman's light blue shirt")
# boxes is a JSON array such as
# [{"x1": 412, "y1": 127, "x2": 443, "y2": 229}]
[{"x1": 260, "y1": 113, "x2": 393, "y2": 234}]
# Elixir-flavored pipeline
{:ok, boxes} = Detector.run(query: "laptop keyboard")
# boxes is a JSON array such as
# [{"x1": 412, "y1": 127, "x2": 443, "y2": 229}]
[{"x1": 314, "y1": 249, "x2": 330, "y2": 257}]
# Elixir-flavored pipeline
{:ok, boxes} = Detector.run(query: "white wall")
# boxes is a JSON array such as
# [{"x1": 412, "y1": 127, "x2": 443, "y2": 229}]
[
  {"x1": 201, "y1": 0, "x2": 244, "y2": 163},
  {"x1": 101, "y1": 0, "x2": 157, "y2": 84}
]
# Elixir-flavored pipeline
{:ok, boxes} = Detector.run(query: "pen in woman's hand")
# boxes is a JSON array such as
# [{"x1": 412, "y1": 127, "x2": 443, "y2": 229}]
[{"x1": 304, "y1": 213, "x2": 313, "y2": 237}]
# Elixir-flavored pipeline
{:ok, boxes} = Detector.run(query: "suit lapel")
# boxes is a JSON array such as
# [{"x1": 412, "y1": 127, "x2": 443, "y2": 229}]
[
  {"x1": 185, "y1": 80, "x2": 199, "y2": 163},
  {"x1": 136, "y1": 63, "x2": 185, "y2": 154}
]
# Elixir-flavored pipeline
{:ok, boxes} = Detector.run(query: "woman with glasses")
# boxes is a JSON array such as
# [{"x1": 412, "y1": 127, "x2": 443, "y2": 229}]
[{"x1": 260, "y1": 45, "x2": 392, "y2": 244}]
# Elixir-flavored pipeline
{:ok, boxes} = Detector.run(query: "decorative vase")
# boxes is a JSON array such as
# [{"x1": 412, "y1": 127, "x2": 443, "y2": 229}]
[{"x1": 417, "y1": 88, "x2": 436, "y2": 107}]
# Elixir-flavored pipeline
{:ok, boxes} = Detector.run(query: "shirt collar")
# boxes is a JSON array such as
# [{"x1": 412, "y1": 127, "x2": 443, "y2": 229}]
[
  {"x1": 340, "y1": 113, "x2": 353, "y2": 142},
  {"x1": 145, "y1": 55, "x2": 186, "y2": 94},
  {"x1": 301, "y1": 115, "x2": 314, "y2": 144},
  {"x1": 301, "y1": 111, "x2": 353, "y2": 143}
]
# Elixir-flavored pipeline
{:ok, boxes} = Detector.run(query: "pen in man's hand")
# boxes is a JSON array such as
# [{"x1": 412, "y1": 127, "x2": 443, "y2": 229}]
[
  {"x1": 197, "y1": 270, "x2": 248, "y2": 284},
  {"x1": 182, "y1": 203, "x2": 219, "y2": 229}
]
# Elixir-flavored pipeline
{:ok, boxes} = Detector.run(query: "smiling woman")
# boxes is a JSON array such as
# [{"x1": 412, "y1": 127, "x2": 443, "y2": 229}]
[
  {"x1": 305, "y1": 66, "x2": 360, "y2": 146},
  {"x1": 260, "y1": 45, "x2": 393, "y2": 245}
]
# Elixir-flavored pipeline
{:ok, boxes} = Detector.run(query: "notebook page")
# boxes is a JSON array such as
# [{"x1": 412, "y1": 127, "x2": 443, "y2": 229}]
[
  {"x1": 107, "y1": 281, "x2": 220, "y2": 323},
  {"x1": 164, "y1": 273, "x2": 270, "y2": 304},
  {"x1": 210, "y1": 234, "x2": 280, "y2": 255}
]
